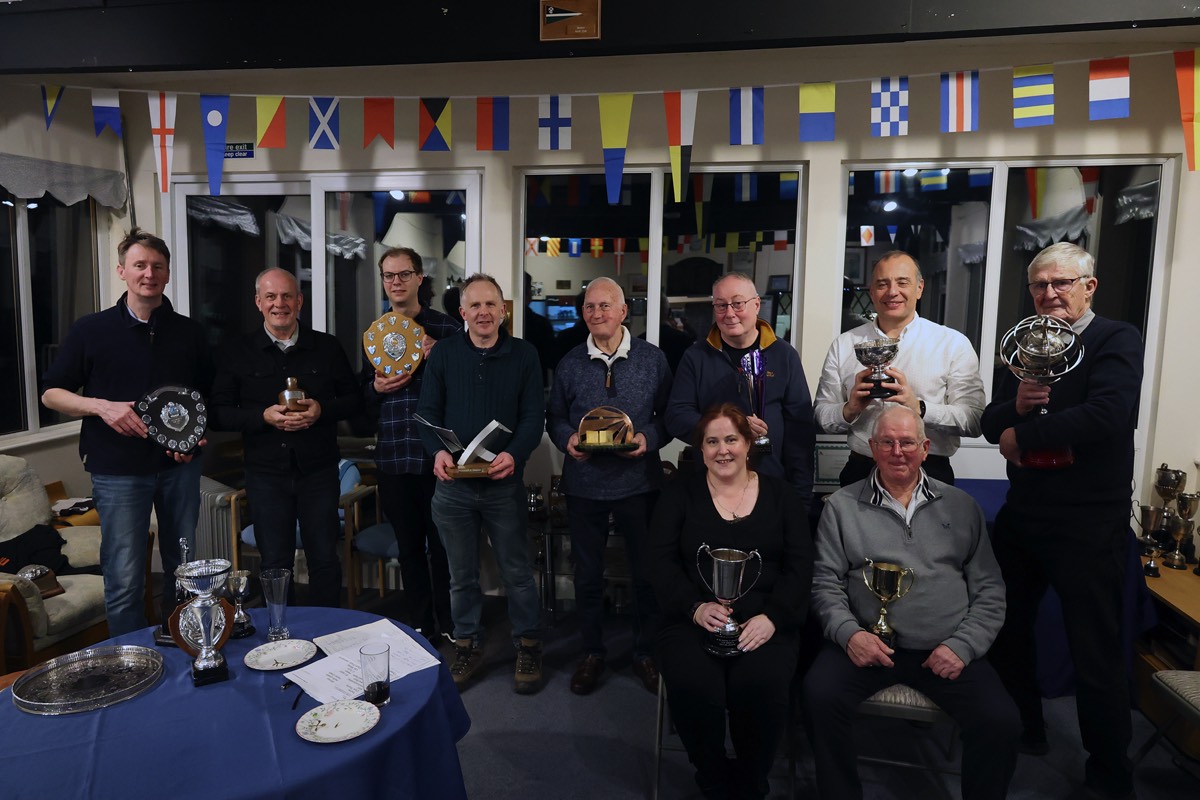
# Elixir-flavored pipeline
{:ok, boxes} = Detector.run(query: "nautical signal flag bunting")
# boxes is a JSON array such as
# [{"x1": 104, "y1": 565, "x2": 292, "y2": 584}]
[
  {"x1": 598, "y1": 93, "x2": 634, "y2": 205},
  {"x1": 1174, "y1": 49, "x2": 1200, "y2": 171},
  {"x1": 1013, "y1": 65, "x2": 1055, "y2": 127},
  {"x1": 420, "y1": 98, "x2": 452, "y2": 151}
]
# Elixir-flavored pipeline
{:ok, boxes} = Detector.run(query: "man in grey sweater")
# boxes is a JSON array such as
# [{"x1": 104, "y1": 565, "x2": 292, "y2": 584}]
[{"x1": 802, "y1": 405, "x2": 1018, "y2": 800}]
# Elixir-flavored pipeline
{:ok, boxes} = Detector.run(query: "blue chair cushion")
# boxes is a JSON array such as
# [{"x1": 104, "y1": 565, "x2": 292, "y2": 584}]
[{"x1": 355, "y1": 523, "x2": 398, "y2": 560}]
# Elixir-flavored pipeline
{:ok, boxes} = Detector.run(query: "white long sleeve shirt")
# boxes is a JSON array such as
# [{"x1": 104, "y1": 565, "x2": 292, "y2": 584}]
[{"x1": 813, "y1": 314, "x2": 986, "y2": 458}]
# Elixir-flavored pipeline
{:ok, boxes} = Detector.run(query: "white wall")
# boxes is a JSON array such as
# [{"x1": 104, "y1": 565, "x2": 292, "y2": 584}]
[{"x1": 4, "y1": 30, "x2": 1200, "y2": 495}]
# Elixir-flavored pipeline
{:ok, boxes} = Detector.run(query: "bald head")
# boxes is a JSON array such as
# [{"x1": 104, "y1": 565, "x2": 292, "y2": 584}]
[{"x1": 254, "y1": 268, "x2": 304, "y2": 339}]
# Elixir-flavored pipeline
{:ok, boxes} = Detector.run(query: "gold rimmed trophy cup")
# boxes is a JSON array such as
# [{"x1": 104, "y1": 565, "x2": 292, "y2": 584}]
[{"x1": 862, "y1": 559, "x2": 915, "y2": 648}]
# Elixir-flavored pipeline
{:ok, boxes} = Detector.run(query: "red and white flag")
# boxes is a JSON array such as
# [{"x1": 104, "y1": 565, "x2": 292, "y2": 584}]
[
  {"x1": 147, "y1": 92, "x2": 177, "y2": 193},
  {"x1": 613, "y1": 237, "x2": 626, "y2": 275}
]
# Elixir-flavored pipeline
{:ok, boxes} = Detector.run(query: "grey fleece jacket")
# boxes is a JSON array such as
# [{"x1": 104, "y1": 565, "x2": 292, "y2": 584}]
[{"x1": 811, "y1": 473, "x2": 1005, "y2": 665}]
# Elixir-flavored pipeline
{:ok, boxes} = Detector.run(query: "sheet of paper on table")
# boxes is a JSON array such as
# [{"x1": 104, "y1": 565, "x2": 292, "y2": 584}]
[{"x1": 284, "y1": 619, "x2": 440, "y2": 704}]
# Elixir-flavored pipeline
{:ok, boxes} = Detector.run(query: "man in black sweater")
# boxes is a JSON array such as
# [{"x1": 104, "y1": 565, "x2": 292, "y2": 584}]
[
  {"x1": 981, "y1": 242, "x2": 1143, "y2": 800},
  {"x1": 211, "y1": 268, "x2": 362, "y2": 607}
]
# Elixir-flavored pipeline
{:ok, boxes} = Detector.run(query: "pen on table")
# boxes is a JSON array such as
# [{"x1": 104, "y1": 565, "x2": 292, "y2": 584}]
[
  {"x1": 291, "y1": 688, "x2": 303, "y2": 710},
  {"x1": 280, "y1": 679, "x2": 293, "y2": 691}
]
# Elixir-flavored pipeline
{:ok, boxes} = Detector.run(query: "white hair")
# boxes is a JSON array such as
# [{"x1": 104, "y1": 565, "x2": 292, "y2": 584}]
[
  {"x1": 1027, "y1": 242, "x2": 1095, "y2": 280},
  {"x1": 585, "y1": 276, "x2": 626, "y2": 305}
]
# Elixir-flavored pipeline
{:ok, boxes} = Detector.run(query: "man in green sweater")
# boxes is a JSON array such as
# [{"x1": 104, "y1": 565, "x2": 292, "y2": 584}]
[{"x1": 417, "y1": 274, "x2": 546, "y2": 694}]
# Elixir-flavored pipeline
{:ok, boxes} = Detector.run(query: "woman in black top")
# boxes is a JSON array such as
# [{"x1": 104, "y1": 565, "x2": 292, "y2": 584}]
[{"x1": 650, "y1": 403, "x2": 814, "y2": 800}]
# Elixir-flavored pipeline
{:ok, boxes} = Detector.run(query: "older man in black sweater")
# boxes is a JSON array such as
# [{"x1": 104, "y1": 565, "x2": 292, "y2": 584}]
[{"x1": 981, "y1": 242, "x2": 1143, "y2": 800}]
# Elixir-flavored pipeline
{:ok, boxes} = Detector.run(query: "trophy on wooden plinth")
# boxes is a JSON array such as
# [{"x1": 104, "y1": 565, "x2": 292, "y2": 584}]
[
  {"x1": 414, "y1": 414, "x2": 512, "y2": 478},
  {"x1": 576, "y1": 406, "x2": 638, "y2": 453},
  {"x1": 169, "y1": 559, "x2": 235, "y2": 686}
]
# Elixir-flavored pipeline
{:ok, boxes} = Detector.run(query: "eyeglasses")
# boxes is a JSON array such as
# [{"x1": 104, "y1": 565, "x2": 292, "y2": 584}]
[
  {"x1": 870, "y1": 438, "x2": 923, "y2": 453},
  {"x1": 1027, "y1": 277, "x2": 1082, "y2": 294},
  {"x1": 712, "y1": 297, "x2": 758, "y2": 314},
  {"x1": 380, "y1": 270, "x2": 418, "y2": 284}
]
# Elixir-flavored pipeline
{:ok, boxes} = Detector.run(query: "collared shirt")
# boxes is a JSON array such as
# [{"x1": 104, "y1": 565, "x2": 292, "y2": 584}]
[
  {"x1": 814, "y1": 314, "x2": 986, "y2": 458},
  {"x1": 1071, "y1": 308, "x2": 1096, "y2": 334},
  {"x1": 869, "y1": 467, "x2": 935, "y2": 524},
  {"x1": 586, "y1": 326, "x2": 631, "y2": 393},
  {"x1": 264, "y1": 323, "x2": 299, "y2": 352}
]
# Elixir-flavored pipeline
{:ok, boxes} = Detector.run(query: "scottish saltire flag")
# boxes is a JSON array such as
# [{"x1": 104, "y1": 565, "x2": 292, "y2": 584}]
[
  {"x1": 1174, "y1": 49, "x2": 1200, "y2": 171},
  {"x1": 419, "y1": 98, "x2": 452, "y2": 151},
  {"x1": 568, "y1": 238, "x2": 583, "y2": 258},
  {"x1": 1013, "y1": 65, "x2": 1055, "y2": 128},
  {"x1": 546, "y1": 238, "x2": 561, "y2": 257},
  {"x1": 729, "y1": 87, "x2": 764, "y2": 145},
  {"x1": 538, "y1": 95, "x2": 572, "y2": 151},
  {"x1": 364, "y1": 97, "x2": 395, "y2": 148},
  {"x1": 780, "y1": 171, "x2": 799, "y2": 200},
  {"x1": 525, "y1": 238, "x2": 539, "y2": 256},
  {"x1": 599, "y1": 93, "x2": 634, "y2": 205},
  {"x1": 257, "y1": 96, "x2": 286, "y2": 148},
  {"x1": 41, "y1": 85, "x2": 65, "y2": 130},
  {"x1": 887, "y1": 225, "x2": 898, "y2": 243},
  {"x1": 798, "y1": 83, "x2": 835, "y2": 142},
  {"x1": 147, "y1": 92, "x2": 176, "y2": 194},
  {"x1": 590, "y1": 238, "x2": 604, "y2": 258},
  {"x1": 870, "y1": 77, "x2": 908, "y2": 137},
  {"x1": 1089, "y1": 58, "x2": 1130, "y2": 121},
  {"x1": 734, "y1": 173, "x2": 758, "y2": 202},
  {"x1": 875, "y1": 170, "x2": 899, "y2": 193},
  {"x1": 940, "y1": 71, "x2": 979, "y2": 133},
  {"x1": 199, "y1": 94, "x2": 229, "y2": 196},
  {"x1": 476, "y1": 96, "x2": 509, "y2": 151},
  {"x1": 664, "y1": 90, "x2": 698, "y2": 202},
  {"x1": 920, "y1": 170, "x2": 948, "y2": 191},
  {"x1": 968, "y1": 168, "x2": 993, "y2": 188},
  {"x1": 308, "y1": 97, "x2": 340, "y2": 150},
  {"x1": 91, "y1": 89, "x2": 122, "y2": 138}
]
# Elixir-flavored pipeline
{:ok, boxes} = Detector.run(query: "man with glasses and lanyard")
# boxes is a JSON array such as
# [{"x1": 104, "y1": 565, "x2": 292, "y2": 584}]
[
  {"x1": 982, "y1": 242, "x2": 1143, "y2": 800},
  {"x1": 363, "y1": 247, "x2": 461, "y2": 641},
  {"x1": 666, "y1": 271, "x2": 815, "y2": 509},
  {"x1": 814, "y1": 251, "x2": 986, "y2": 486}
]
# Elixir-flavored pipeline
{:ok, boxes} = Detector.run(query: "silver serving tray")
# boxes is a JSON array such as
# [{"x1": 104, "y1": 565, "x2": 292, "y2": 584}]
[{"x1": 11, "y1": 645, "x2": 164, "y2": 715}]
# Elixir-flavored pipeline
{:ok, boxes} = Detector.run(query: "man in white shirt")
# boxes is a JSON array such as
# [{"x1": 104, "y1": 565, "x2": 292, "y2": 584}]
[{"x1": 813, "y1": 252, "x2": 985, "y2": 485}]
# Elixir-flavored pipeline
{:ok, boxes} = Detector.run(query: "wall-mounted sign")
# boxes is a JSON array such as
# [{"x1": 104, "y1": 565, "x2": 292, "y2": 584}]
[
  {"x1": 539, "y1": 0, "x2": 600, "y2": 41},
  {"x1": 224, "y1": 142, "x2": 254, "y2": 159}
]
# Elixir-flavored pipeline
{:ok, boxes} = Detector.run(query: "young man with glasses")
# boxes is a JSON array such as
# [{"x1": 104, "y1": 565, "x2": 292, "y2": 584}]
[
  {"x1": 814, "y1": 251, "x2": 986, "y2": 486},
  {"x1": 804, "y1": 404, "x2": 1018, "y2": 800},
  {"x1": 981, "y1": 242, "x2": 1143, "y2": 800},
  {"x1": 666, "y1": 272, "x2": 815, "y2": 509},
  {"x1": 362, "y1": 247, "x2": 461, "y2": 641}
]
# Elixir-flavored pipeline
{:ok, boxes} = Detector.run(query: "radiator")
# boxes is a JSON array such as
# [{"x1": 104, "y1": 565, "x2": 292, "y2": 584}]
[{"x1": 195, "y1": 477, "x2": 236, "y2": 561}]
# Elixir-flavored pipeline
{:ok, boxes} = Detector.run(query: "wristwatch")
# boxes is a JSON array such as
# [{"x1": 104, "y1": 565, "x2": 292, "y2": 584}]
[{"x1": 918, "y1": 399, "x2": 927, "y2": 418}]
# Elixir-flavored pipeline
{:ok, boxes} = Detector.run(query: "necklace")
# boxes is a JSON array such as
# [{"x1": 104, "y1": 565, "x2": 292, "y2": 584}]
[{"x1": 708, "y1": 473, "x2": 754, "y2": 521}]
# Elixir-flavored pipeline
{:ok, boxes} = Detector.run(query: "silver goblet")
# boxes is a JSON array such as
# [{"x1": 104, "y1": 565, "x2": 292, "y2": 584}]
[
  {"x1": 173, "y1": 559, "x2": 233, "y2": 686},
  {"x1": 853, "y1": 338, "x2": 900, "y2": 400},
  {"x1": 227, "y1": 569, "x2": 256, "y2": 639}
]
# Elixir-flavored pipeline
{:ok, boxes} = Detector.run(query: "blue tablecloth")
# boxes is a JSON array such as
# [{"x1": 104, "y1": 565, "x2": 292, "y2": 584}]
[{"x1": 0, "y1": 607, "x2": 470, "y2": 800}]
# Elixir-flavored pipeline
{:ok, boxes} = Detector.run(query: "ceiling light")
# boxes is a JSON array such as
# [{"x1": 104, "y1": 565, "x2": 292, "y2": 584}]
[
  {"x1": 883, "y1": 201, "x2": 898, "y2": 212},
  {"x1": 389, "y1": 190, "x2": 405, "y2": 201},
  {"x1": 902, "y1": 169, "x2": 918, "y2": 177}
]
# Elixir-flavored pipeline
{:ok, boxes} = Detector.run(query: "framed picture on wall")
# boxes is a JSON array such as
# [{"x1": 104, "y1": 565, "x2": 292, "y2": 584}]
[{"x1": 844, "y1": 248, "x2": 867, "y2": 285}]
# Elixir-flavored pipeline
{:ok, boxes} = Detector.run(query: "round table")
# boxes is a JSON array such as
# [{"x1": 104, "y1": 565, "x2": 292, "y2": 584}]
[{"x1": 0, "y1": 607, "x2": 470, "y2": 799}]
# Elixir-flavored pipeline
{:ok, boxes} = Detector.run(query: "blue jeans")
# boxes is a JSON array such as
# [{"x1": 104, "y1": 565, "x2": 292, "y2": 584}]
[
  {"x1": 431, "y1": 477, "x2": 541, "y2": 643},
  {"x1": 90, "y1": 458, "x2": 202, "y2": 636}
]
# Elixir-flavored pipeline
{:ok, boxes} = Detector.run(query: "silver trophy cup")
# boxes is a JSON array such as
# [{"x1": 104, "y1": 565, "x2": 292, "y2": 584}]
[
  {"x1": 227, "y1": 569, "x2": 256, "y2": 639},
  {"x1": 696, "y1": 544, "x2": 762, "y2": 658},
  {"x1": 853, "y1": 338, "x2": 901, "y2": 399},
  {"x1": 174, "y1": 559, "x2": 232, "y2": 686}
]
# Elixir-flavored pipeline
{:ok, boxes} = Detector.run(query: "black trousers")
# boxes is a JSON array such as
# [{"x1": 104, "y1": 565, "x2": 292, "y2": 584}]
[
  {"x1": 378, "y1": 470, "x2": 452, "y2": 636},
  {"x1": 989, "y1": 506, "x2": 1133, "y2": 795},
  {"x1": 655, "y1": 621, "x2": 797, "y2": 798},
  {"x1": 802, "y1": 642, "x2": 1019, "y2": 800},
  {"x1": 244, "y1": 463, "x2": 341, "y2": 608},
  {"x1": 839, "y1": 450, "x2": 954, "y2": 487},
  {"x1": 565, "y1": 492, "x2": 659, "y2": 659}
]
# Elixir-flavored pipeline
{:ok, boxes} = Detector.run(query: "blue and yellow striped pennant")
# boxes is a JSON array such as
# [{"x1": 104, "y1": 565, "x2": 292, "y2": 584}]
[{"x1": 1013, "y1": 65, "x2": 1055, "y2": 128}]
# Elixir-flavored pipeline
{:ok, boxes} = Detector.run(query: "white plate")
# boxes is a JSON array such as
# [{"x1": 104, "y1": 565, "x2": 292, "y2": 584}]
[
  {"x1": 295, "y1": 700, "x2": 380, "y2": 744},
  {"x1": 243, "y1": 640, "x2": 318, "y2": 671}
]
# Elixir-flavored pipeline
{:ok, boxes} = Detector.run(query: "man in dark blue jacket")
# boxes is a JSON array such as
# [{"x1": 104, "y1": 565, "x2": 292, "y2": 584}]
[
  {"x1": 982, "y1": 242, "x2": 1143, "y2": 800},
  {"x1": 417, "y1": 274, "x2": 546, "y2": 694},
  {"x1": 211, "y1": 268, "x2": 362, "y2": 608},
  {"x1": 42, "y1": 228, "x2": 212, "y2": 636}
]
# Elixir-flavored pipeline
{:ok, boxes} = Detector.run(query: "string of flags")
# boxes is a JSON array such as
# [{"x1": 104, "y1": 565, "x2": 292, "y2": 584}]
[{"x1": 26, "y1": 48, "x2": 1200, "y2": 203}]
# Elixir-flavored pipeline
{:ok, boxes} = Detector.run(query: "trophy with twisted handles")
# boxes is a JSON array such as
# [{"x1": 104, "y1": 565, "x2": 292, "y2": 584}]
[
  {"x1": 169, "y1": 559, "x2": 235, "y2": 686},
  {"x1": 862, "y1": 559, "x2": 915, "y2": 648},
  {"x1": 853, "y1": 338, "x2": 900, "y2": 400},
  {"x1": 998, "y1": 315, "x2": 1085, "y2": 468},
  {"x1": 696, "y1": 544, "x2": 762, "y2": 658},
  {"x1": 739, "y1": 351, "x2": 772, "y2": 453}
]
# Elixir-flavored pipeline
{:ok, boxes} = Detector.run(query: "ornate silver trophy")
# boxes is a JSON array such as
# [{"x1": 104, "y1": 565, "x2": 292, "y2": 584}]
[
  {"x1": 853, "y1": 338, "x2": 900, "y2": 399},
  {"x1": 227, "y1": 569, "x2": 256, "y2": 639},
  {"x1": 739, "y1": 351, "x2": 772, "y2": 453},
  {"x1": 998, "y1": 315, "x2": 1085, "y2": 468},
  {"x1": 696, "y1": 544, "x2": 762, "y2": 658},
  {"x1": 137, "y1": 385, "x2": 208, "y2": 455},
  {"x1": 170, "y1": 559, "x2": 234, "y2": 686},
  {"x1": 862, "y1": 559, "x2": 915, "y2": 648}
]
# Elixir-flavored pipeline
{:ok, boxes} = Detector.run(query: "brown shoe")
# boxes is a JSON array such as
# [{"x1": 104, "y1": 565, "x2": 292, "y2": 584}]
[
  {"x1": 570, "y1": 654, "x2": 605, "y2": 695},
  {"x1": 513, "y1": 637, "x2": 544, "y2": 695},
  {"x1": 449, "y1": 639, "x2": 483, "y2": 689},
  {"x1": 632, "y1": 657, "x2": 660, "y2": 694}
]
